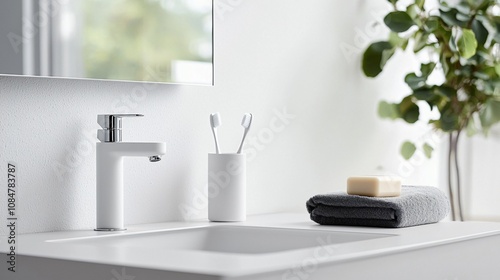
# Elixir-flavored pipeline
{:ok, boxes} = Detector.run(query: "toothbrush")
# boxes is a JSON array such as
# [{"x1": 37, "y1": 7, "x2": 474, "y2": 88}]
[
  {"x1": 237, "y1": 113, "x2": 253, "y2": 154},
  {"x1": 210, "y1": 112, "x2": 222, "y2": 154}
]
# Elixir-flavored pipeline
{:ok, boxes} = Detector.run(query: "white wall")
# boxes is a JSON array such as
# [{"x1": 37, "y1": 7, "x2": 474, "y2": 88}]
[
  {"x1": 0, "y1": 0, "x2": 441, "y2": 235},
  {"x1": 460, "y1": 131, "x2": 500, "y2": 221}
]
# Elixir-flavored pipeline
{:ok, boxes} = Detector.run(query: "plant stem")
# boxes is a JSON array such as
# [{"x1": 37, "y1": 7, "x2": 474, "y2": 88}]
[
  {"x1": 447, "y1": 134, "x2": 457, "y2": 221},
  {"x1": 454, "y1": 130, "x2": 464, "y2": 221}
]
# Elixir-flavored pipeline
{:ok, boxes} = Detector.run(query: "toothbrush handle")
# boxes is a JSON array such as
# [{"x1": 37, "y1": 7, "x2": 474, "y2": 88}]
[
  {"x1": 237, "y1": 129, "x2": 248, "y2": 154},
  {"x1": 212, "y1": 129, "x2": 220, "y2": 154}
]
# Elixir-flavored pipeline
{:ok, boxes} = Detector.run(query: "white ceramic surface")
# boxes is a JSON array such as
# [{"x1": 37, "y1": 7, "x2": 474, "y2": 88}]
[{"x1": 1, "y1": 213, "x2": 500, "y2": 280}]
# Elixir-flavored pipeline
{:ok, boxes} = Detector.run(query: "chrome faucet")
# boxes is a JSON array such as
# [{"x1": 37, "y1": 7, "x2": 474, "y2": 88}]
[{"x1": 95, "y1": 114, "x2": 166, "y2": 231}]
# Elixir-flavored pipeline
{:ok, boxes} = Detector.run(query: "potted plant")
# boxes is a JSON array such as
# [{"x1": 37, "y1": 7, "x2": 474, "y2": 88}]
[{"x1": 362, "y1": 0, "x2": 500, "y2": 221}]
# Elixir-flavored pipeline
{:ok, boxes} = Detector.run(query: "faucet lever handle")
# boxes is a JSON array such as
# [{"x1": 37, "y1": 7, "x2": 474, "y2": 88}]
[{"x1": 97, "y1": 114, "x2": 144, "y2": 142}]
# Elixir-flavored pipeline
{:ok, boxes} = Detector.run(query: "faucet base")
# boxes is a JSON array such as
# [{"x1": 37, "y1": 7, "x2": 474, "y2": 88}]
[
  {"x1": 96, "y1": 141, "x2": 167, "y2": 232},
  {"x1": 94, "y1": 228, "x2": 127, "y2": 232}
]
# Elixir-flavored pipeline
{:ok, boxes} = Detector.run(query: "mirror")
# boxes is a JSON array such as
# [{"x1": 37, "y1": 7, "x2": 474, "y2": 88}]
[{"x1": 0, "y1": 0, "x2": 213, "y2": 85}]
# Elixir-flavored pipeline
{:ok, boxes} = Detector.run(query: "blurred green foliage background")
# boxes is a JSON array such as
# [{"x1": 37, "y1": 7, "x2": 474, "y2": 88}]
[{"x1": 83, "y1": 0, "x2": 212, "y2": 83}]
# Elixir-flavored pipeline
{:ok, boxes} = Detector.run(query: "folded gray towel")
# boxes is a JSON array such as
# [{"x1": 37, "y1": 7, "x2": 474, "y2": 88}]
[{"x1": 306, "y1": 186, "x2": 450, "y2": 228}]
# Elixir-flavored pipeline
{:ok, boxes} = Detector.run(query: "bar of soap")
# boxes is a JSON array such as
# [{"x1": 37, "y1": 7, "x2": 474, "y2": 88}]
[{"x1": 347, "y1": 176, "x2": 401, "y2": 197}]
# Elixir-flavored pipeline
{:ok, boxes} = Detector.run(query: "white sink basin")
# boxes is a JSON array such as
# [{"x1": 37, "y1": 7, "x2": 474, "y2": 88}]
[{"x1": 48, "y1": 225, "x2": 391, "y2": 254}]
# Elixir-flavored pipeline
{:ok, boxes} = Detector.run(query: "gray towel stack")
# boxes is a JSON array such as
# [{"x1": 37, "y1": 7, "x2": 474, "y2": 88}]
[{"x1": 306, "y1": 186, "x2": 450, "y2": 228}]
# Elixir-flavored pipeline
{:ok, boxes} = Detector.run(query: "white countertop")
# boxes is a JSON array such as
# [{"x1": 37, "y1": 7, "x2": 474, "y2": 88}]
[{"x1": 2, "y1": 212, "x2": 500, "y2": 278}]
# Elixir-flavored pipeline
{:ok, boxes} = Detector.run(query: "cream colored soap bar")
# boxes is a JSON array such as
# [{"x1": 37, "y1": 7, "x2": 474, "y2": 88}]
[{"x1": 347, "y1": 176, "x2": 401, "y2": 197}]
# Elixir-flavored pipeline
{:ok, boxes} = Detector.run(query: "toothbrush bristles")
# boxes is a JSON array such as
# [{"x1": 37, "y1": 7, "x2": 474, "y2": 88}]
[
  {"x1": 241, "y1": 113, "x2": 252, "y2": 128},
  {"x1": 211, "y1": 112, "x2": 221, "y2": 127},
  {"x1": 237, "y1": 113, "x2": 252, "y2": 154},
  {"x1": 210, "y1": 112, "x2": 221, "y2": 154}
]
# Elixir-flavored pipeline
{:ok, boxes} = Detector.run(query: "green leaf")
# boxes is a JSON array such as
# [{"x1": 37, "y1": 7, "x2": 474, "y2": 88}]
[
  {"x1": 424, "y1": 16, "x2": 439, "y2": 32},
  {"x1": 381, "y1": 48, "x2": 396, "y2": 69},
  {"x1": 473, "y1": 71, "x2": 491, "y2": 80},
  {"x1": 378, "y1": 101, "x2": 400, "y2": 119},
  {"x1": 425, "y1": 99, "x2": 439, "y2": 110},
  {"x1": 406, "y1": 4, "x2": 422, "y2": 26},
  {"x1": 384, "y1": 11, "x2": 415, "y2": 33},
  {"x1": 439, "y1": 3, "x2": 452, "y2": 12},
  {"x1": 456, "y1": 2, "x2": 471, "y2": 15},
  {"x1": 457, "y1": 29, "x2": 478, "y2": 59},
  {"x1": 480, "y1": 67, "x2": 498, "y2": 78},
  {"x1": 456, "y1": 12, "x2": 470, "y2": 22},
  {"x1": 433, "y1": 85, "x2": 455, "y2": 98},
  {"x1": 401, "y1": 141, "x2": 417, "y2": 160},
  {"x1": 466, "y1": 114, "x2": 479, "y2": 136},
  {"x1": 473, "y1": 0, "x2": 490, "y2": 11},
  {"x1": 473, "y1": 50, "x2": 490, "y2": 65},
  {"x1": 420, "y1": 62, "x2": 436, "y2": 77},
  {"x1": 413, "y1": 31, "x2": 429, "y2": 52},
  {"x1": 492, "y1": 18, "x2": 500, "y2": 43},
  {"x1": 439, "y1": 8, "x2": 467, "y2": 27},
  {"x1": 449, "y1": 34, "x2": 458, "y2": 52},
  {"x1": 423, "y1": 143, "x2": 434, "y2": 158},
  {"x1": 362, "y1": 42, "x2": 394, "y2": 77},
  {"x1": 389, "y1": 32, "x2": 408, "y2": 49},
  {"x1": 479, "y1": 99, "x2": 500, "y2": 133},
  {"x1": 472, "y1": 19, "x2": 488, "y2": 47},
  {"x1": 482, "y1": 79, "x2": 500, "y2": 95},
  {"x1": 440, "y1": 54, "x2": 450, "y2": 76},
  {"x1": 440, "y1": 106, "x2": 458, "y2": 131},
  {"x1": 399, "y1": 97, "x2": 420, "y2": 123},
  {"x1": 404, "y1": 63, "x2": 435, "y2": 90},
  {"x1": 413, "y1": 87, "x2": 434, "y2": 101},
  {"x1": 405, "y1": 73, "x2": 427, "y2": 89},
  {"x1": 416, "y1": 0, "x2": 425, "y2": 9},
  {"x1": 467, "y1": 0, "x2": 489, "y2": 11},
  {"x1": 495, "y1": 64, "x2": 500, "y2": 77}
]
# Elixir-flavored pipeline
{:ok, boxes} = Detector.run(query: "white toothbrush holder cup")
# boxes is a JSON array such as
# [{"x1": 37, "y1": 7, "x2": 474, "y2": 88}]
[{"x1": 208, "y1": 153, "x2": 246, "y2": 222}]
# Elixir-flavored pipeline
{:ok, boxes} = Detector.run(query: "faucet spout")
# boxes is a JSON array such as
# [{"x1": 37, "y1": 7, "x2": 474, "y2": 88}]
[{"x1": 98, "y1": 142, "x2": 166, "y2": 157}]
